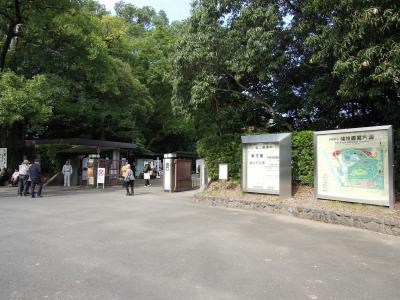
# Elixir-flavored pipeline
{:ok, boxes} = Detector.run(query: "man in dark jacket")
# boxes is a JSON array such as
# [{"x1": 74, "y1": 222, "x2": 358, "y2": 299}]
[{"x1": 29, "y1": 159, "x2": 42, "y2": 198}]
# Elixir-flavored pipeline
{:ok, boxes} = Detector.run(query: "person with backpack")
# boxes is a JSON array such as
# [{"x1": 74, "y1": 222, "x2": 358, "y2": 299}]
[{"x1": 124, "y1": 164, "x2": 135, "y2": 196}]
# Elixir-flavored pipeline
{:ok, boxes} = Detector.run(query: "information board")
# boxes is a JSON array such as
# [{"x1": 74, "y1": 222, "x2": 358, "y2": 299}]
[
  {"x1": 241, "y1": 133, "x2": 291, "y2": 199},
  {"x1": 0, "y1": 148, "x2": 7, "y2": 169},
  {"x1": 315, "y1": 126, "x2": 393, "y2": 207},
  {"x1": 246, "y1": 143, "x2": 279, "y2": 192}
]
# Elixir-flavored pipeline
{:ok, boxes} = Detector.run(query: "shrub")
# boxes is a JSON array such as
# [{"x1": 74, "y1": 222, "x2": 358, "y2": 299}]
[
  {"x1": 197, "y1": 134, "x2": 242, "y2": 180},
  {"x1": 292, "y1": 131, "x2": 314, "y2": 186}
]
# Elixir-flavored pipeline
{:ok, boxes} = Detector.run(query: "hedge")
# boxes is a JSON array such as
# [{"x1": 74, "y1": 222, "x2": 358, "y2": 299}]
[
  {"x1": 198, "y1": 130, "x2": 400, "y2": 190},
  {"x1": 197, "y1": 133, "x2": 242, "y2": 181}
]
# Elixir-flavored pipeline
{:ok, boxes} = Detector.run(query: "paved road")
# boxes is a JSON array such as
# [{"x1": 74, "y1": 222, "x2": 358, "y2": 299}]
[{"x1": 1, "y1": 184, "x2": 400, "y2": 300}]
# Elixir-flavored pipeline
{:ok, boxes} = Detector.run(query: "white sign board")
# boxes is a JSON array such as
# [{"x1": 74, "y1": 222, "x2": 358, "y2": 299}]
[
  {"x1": 246, "y1": 143, "x2": 279, "y2": 192},
  {"x1": 97, "y1": 168, "x2": 106, "y2": 184},
  {"x1": 315, "y1": 126, "x2": 393, "y2": 206},
  {"x1": 0, "y1": 148, "x2": 6, "y2": 169},
  {"x1": 219, "y1": 164, "x2": 228, "y2": 180}
]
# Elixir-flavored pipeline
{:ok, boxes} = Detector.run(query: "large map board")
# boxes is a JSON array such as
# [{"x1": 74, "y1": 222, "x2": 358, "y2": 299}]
[
  {"x1": 241, "y1": 133, "x2": 291, "y2": 199},
  {"x1": 314, "y1": 126, "x2": 394, "y2": 207}
]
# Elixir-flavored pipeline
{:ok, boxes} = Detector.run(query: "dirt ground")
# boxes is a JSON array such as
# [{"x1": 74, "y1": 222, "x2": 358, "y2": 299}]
[{"x1": 203, "y1": 181, "x2": 400, "y2": 221}]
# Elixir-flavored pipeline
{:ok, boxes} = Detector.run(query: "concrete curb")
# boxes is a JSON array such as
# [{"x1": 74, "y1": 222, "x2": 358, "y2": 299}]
[{"x1": 193, "y1": 194, "x2": 400, "y2": 236}]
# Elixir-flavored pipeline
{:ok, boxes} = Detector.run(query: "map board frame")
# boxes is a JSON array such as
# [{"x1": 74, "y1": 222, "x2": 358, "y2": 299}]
[
  {"x1": 314, "y1": 125, "x2": 394, "y2": 208},
  {"x1": 241, "y1": 133, "x2": 292, "y2": 199}
]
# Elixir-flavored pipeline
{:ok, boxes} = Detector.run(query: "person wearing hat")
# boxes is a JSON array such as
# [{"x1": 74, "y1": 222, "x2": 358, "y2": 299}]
[{"x1": 18, "y1": 159, "x2": 29, "y2": 196}]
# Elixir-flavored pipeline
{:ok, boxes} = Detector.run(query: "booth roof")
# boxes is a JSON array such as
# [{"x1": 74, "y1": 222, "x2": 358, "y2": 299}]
[{"x1": 24, "y1": 138, "x2": 136, "y2": 150}]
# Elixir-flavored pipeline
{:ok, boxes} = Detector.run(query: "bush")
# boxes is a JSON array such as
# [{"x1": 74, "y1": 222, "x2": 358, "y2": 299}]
[
  {"x1": 197, "y1": 134, "x2": 242, "y2": 180},
  {"x1": 292, "y1": 131, "x2": 314, "y2": 186},
  {"x1": 36, "y1": 144, "x2": 68, "y2": 173}
]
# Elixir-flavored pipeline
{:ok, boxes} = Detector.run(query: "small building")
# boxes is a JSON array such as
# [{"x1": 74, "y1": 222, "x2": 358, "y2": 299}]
[{"x1": 24, "y1": 138, "x2": 136, "y2": 186}]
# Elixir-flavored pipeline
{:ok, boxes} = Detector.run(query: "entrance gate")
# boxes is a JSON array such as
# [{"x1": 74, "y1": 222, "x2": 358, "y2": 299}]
[{"x1": 174, "y1": 159, "x2": 192, "y2": 192}]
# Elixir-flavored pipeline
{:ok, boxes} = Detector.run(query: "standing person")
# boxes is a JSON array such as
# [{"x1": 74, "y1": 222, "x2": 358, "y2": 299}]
[
  {"x1": 62, "y1": 160, "x2": 73, "y2": 187},
  {"x1": 18, "y1": 160, "x2": 29, "y2": 196},
  {"x1": 144, "y1": 163, "x2": 151, "y2": 187},
  {"x1": 121, "y1": 161, "x2": 127, "y2": 178},
  {"x1": 120, "y1": 160, "x2": 128, "y2": 188},
  {"x1": 29, "y1": 159, "x2": 42, "y2": 198},
  {"x1": 124, "y1": 164, "x2": 135, "y2": 196}
]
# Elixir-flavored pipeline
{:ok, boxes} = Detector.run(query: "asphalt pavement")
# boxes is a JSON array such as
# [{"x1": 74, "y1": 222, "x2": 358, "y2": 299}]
[{"x1": 0, "y1": 181, "x2": 400, "y2": 300}]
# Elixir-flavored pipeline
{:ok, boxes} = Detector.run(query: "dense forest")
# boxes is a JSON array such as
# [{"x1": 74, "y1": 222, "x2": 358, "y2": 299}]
[{"x1": 0, "y1": 0, "x2": 399, "y2": 163}]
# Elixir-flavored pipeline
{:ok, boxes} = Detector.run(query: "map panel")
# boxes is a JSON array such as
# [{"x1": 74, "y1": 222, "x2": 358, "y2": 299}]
[{"x1": 316, "y1": 129, "x2": 390, "y2": 205}]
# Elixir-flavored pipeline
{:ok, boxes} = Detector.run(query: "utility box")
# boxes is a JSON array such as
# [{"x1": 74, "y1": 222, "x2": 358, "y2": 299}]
[{"x1": 241, "y1": 133, "x2": 292, "y2": 199}]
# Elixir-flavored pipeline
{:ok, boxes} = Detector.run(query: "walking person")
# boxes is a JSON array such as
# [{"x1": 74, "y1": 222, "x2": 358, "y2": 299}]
[
  {"x1": 18, "y1": 159, "x2": 29, "y2": 196},
  {"x1": 124, "y1": 164, "x2": 135, "y2": 196},
  {"x1": 29, "y1": 159, "x2": 43, "y2": 198},
  {"x1": 62, "y1": 160, "x2": 73, "y2": 187},
  {"x1": 144, "y1": 163, "x2": 151, "y2": 187}
]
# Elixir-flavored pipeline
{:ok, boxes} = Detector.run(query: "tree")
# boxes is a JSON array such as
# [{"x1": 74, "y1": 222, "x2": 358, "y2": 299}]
[
  {"x1": 171, "y1": 0, "x2": 292, "y2": 138},
  {"x1": 282, "y1": 0, "x2": 400, "y2": 129}
]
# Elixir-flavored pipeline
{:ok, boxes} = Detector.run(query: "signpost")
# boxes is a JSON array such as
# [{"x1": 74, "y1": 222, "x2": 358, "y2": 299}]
[
  {"x1": 97, "y1": 167, "x2": 105, "y2": 189},
  {"x1": 0, "y1": 148, "x2": 7, "y2": 169},
  {"x1": 241, "y1": 133, "x2": 292, "y2": 199},
  {"x1": 219, "y1": 164, "x2": 228, "y2": 181},
  {"x1": 314, "y1": 125, "x2": 394, "y2": 208}
]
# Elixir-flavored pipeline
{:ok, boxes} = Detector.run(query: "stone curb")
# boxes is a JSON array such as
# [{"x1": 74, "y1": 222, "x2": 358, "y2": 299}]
[{"x1": 193, "y1": 194, "x2": 400, "y2": 236}]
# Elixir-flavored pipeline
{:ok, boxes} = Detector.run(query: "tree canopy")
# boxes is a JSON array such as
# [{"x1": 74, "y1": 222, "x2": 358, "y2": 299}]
[{"x1": 0, "y1": 0, "x2": 399, "y2": 166}]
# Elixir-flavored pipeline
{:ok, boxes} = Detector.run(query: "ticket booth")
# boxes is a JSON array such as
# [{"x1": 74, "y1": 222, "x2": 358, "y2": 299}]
[{"x1": 163, "y1": 152, "x2": 196, "y2": 192}]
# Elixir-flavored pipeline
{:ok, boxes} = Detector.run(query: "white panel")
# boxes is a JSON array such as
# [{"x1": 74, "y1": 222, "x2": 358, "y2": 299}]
[{"x1": 246, "y1": 143, "x2": 279, "y2": 192}]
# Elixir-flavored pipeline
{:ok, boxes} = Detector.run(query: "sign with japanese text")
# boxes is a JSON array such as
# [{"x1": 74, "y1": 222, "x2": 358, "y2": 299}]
[
  {"x1": 315, "y1": 126, "x2": 393, "y2": 206},
  {"x1": 246, "y1": 143, "x2": 279, "y2": 192}
]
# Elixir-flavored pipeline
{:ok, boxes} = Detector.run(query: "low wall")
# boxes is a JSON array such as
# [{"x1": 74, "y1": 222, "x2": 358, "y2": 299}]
[{"x1": 194, "y1": 194, "x2": 400, "y2": 236}]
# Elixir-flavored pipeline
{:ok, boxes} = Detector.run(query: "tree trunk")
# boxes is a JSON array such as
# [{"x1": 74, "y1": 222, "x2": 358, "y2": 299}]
[{"x1": 0, "y1": 0, "x2": 22, "y2": 72}]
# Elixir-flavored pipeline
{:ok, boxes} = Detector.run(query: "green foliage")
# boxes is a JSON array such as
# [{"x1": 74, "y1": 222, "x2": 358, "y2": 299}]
[
  {"x1": 292, "y1": 131, "x2": 314, "y2": 186},
  {"x1": 0, "y1": 71, "x2": 61, "y2": 133},
  {"x1": 197, "y1": 134, "x2": 242, "y2": 180},
  {"x1": 35, "y1": 145, "x2": 69, "y2": 174}
]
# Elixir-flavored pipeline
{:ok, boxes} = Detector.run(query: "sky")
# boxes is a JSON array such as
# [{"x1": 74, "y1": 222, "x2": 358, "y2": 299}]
[{"x1": 97, "y1": 0, "x2": 193, "y2": 22}]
